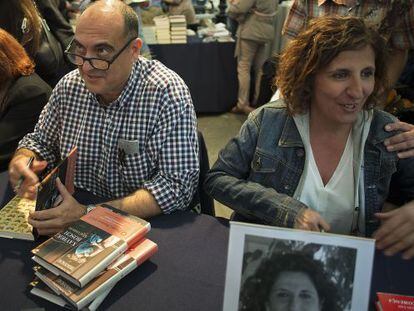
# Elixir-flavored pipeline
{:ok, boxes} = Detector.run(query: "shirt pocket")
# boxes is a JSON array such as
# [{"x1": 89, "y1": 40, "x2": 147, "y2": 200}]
[
  {"x1": 118, "y1": 140, "x2": 155, "y2": 192},
  {"x1": 249, "y1": 151, "x2": 277, "y2": 187}
]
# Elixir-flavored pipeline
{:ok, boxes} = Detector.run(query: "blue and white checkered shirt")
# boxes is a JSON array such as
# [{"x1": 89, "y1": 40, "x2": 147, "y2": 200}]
[{"x1": 19, "y1": 57, "x2": 199, "y2": 213}]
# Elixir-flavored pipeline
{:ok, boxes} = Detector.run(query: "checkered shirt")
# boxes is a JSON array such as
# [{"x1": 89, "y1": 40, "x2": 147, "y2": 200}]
[
  {"x1": 282, "y1": 0, "x2": 414, "y2": 49},
  {"x1": 18, "y1": 57, "x2": 199, "y2": 214}
]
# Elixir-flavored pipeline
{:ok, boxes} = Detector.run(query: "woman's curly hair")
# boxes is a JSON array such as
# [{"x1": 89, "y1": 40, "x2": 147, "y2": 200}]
[
  {"x1": 239, "y1": 252, "x2": 340, "y2": 311},
  {"x1": 0, "y1": 29, "x2": 35, "y2": 82},
  {"x1": 276, "y1": 15, "x2": 388, "y2": 115}
]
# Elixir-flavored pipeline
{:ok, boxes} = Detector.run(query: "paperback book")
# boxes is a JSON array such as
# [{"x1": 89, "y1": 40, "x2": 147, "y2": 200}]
[
  {"x1": 30, "y1": 277, "x2": 112, "y2": 311},
  {"x1": 376, "y1": 292, "x2": 414, "y2": 311},
  {"x1": 0, "y1": 146, "x2": 77, "y2": 241},
  {"x1": 32, "y1": 204, "x2": 151, "y2": 287},
  {"x1": 34, "y1": 238, "x2": 158, "y2": 309},
  {"x1": 36, "y1": 146, "x2": 78, "y2": 211},
  {"x1": 0, "y1": 196, "x2": 36, "y2": 240}
]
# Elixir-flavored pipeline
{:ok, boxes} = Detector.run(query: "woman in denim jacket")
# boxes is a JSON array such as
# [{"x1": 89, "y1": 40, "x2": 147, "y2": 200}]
[{"x1": 205, "y1": 16, "x2": 414, "y2": 259}]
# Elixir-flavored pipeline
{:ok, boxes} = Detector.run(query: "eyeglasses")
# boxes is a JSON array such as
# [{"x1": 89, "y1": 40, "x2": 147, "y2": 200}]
[{"x1": 64, "y1": 37, "x2": 137, "y2": 71}]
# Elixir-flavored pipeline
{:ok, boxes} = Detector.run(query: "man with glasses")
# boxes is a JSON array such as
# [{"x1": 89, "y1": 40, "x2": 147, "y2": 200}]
[{"x1": 8, "y1": 0, "x2": 199, "y2": 235}]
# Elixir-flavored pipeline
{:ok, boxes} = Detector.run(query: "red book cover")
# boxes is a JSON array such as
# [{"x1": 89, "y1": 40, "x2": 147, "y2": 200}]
[
  {"x1": 31, "y1": 204, "x2": 150, "y2": 287},
  {"x1": 376, "y1": 292, "x2": 414, "y2": 311}
]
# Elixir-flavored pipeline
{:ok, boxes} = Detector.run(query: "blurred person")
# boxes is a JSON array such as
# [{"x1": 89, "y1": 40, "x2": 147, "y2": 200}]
[
  {"x1": 228, "y1": 0, "x2": 278, "y2": 115},
  {"x1": 205, "y1": 16, "x2": 414, "y2": 259},
  {"x1": 163, "y1": 0, "x2": 197, "y2": 26},
  {"x1": 8, "y1": 0, "x2": 199, "y2": 236},
  {"x1": 0, "y1": 0, "x2": 74, "y2": 87},
  {"x1": 0, "y1": 29, "x2": 52, "y2": 172},
  {"x1": 239, "y1": 252, "x2": 340, "y2": 311},
  {"x1": 283, "y1": 0, "x2": 414, "y2": 90}
]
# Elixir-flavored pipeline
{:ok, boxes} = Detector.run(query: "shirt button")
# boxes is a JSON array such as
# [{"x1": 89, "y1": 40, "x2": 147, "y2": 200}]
[
  {"x1": 296, "y1": 148, "x2": 305, "y2": 157},
  {"x1": 284, "y1": 184, "x2": 290, "y2": 190}
]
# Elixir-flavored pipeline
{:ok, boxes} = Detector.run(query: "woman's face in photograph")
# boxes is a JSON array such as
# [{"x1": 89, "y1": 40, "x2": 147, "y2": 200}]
[
  {"x1": 310, "y1": 45, "x2": 376, "y2": 128},
  {"x1": 267, "y1": 271, "x2": 321, "y2": 311}
]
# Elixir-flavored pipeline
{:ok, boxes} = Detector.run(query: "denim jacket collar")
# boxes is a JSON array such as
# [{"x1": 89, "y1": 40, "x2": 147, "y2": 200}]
[{"x1": 278, "y1": 116, "x2": 304, "y2": 148}]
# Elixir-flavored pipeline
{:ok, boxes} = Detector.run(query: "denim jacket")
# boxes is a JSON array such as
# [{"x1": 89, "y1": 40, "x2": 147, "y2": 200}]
[{"x1": 205, "y1": 101, "x2": 414, "y2": 237}]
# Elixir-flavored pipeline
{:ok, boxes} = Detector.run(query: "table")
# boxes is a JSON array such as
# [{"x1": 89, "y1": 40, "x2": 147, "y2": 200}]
[
  {"x1": 149, "y1": 37, "x2": 238, "y2": 114},
  {"x1": 0, "y1": 171, "x2": 413, "y2": 310},
  {"x1": 0, "y1": 210, "x2": 229, "y2": 310}
]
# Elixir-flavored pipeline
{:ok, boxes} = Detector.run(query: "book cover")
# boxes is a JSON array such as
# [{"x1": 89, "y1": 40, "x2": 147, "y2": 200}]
[
  {"x1": 0, "y1": 196, "x2": 36, "y2": 240},
  {"x1": 31, "y1": 204, "x2": 151, "y2": 287},
  {"x1": 36, "y1": 146, "x2": 78, "y2": 211},
  {"x1": 35, "y1": 238, "x2": 157, "y2": 309},
  {"x1": 30, "y1": 277, "x2": 113, "y2": 311},
  {"x1": 376, "y1": 292, "x2": 414, "y2": 311}
]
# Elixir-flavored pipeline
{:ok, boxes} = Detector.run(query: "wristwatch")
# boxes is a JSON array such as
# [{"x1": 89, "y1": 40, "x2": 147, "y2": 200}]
[{"x1": 83, "y1": 204, "x2": 96, "y2": 215}]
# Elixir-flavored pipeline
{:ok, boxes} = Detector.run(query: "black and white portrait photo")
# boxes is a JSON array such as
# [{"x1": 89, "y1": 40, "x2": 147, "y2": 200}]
[{"x1": 223, "y1": 222, "x2": 375, "y2": 311}]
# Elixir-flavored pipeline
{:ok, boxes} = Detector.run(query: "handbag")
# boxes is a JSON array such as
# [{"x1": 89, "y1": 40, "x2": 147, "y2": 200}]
[{"x1": 34, "y1": 17, "x2": 64, "y2": 79}]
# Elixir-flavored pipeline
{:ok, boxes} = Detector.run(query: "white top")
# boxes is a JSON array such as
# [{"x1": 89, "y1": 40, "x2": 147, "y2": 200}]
[{"x1": 293, "y1": 114, "x2": 357, "y2": 234}]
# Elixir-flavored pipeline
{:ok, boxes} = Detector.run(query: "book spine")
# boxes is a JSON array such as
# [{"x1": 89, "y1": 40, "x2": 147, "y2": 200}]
[
  {"x1": 76, "y1": 259, "x2": 137, "y2": 309},
  {"x1": 83, "y1": 285, "x2": 113, "y2": 311}
]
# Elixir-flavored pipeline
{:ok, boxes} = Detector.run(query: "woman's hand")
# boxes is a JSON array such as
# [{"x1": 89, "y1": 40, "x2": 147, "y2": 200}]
[
  {"x1": 374, "y1": 201, "x2": 414, "y2": 259},
  {"x1": 384, "y1": 121, "x2": 414, "y2": 158},
  {"x1": 294, "y1": 209, "x2": 330, "y2": 232}
]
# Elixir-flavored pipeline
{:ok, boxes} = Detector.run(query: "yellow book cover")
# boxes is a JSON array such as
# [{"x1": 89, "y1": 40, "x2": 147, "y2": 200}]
[{"x1": 0, "y1": 196, "x2": 36, "y2": 240}]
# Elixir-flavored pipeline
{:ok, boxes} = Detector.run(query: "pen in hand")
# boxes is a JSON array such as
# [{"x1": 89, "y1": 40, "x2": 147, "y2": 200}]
[{"x1": 14, "y1": 156, "x2": 35, "y2": 193}]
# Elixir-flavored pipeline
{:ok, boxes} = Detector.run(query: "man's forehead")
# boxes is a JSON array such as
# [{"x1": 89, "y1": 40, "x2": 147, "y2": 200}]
[
  {"x1": 77, "y1": 4, "x2": 124, "y2": 32},
  {"x1": 75, "y1": 14, "x2": 124, "y2": 46}
]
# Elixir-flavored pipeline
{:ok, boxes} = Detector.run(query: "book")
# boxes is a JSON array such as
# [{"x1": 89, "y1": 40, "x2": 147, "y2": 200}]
[
  {"x1": 0, "y1": 147, "x2": 77, "y2": 241},
  {"x1": 376, "y1": 292, "x2": 414, "y2": 310},
  {"x1": 0, "y1": 196, "x2": 36, "y2": 240},
  {"x1": 35, "y1": 238, "x2": 158, "y2": 309},
  {"x1": 30, "y1": 277, "x2": 113, "y2": 311},
  {"x1": 223, "y1": 222, "x2": 375, "y2": 311},
  {"x1": 36, "y1": 146, "x2": 78, "y2": 211},
  {"x1": 30, "y1": 277, "x2": 75, "y2": 309},
  {"x1": 31, "y1": 204, "x2": 151, "y2": 287}
]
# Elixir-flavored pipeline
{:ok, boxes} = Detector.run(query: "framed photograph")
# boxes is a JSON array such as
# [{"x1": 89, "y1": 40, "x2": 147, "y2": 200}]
[{"x1": 223, "y1": 222, "x2": 375, "y2": 311}]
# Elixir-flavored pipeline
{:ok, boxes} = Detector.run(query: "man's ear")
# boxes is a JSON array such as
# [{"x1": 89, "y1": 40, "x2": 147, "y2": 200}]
[{"x1": 131, "y1": 38, "x2": 142, "y2": 58}]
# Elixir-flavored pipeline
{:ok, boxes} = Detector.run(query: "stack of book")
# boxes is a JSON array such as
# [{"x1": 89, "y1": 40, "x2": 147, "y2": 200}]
[
  {"x1": 153, "y1": 15, "x2": 171, "y2": 44},
  {"x1": 169, "y1": 15, "x2": 187, "y2": 44},
  {"x1": 29, "y1": 204, "x2": 158, "y2": 310}
]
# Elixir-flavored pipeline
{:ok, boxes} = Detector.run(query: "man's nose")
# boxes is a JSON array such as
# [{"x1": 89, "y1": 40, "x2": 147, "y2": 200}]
[{"x1": 81, "y1": 59, "x2": 94, "y2": 71}]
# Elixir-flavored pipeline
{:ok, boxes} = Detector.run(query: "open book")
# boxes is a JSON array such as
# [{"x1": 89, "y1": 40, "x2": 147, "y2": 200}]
[
  {"x1": 0, "y1": 196, "x2": 36, "y2": 240},
  {"x1": 0, "y1": 146, "x2": 78, "y2": 241}
]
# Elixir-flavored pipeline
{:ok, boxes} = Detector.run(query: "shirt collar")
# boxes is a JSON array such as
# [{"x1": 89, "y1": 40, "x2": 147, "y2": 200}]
[{"x1": 278, "y1": 114, "x2": 304, "y2": 148}]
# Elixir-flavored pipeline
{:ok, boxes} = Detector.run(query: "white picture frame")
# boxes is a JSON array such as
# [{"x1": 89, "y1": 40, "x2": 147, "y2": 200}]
[{"x1": 223, "y1": 222, "x2": 376, "y2": 311}]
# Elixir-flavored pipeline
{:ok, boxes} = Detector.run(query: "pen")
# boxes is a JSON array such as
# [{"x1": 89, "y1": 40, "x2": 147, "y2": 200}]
[{"x1": 14, "y1": 156, "x2": 35, "y2": 193}]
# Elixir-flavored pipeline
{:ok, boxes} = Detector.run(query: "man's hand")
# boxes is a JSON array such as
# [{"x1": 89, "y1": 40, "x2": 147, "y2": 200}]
[
  {"x1": 28, "y1": 178, "x2": 85, "y2": 236},
  {"x1": 373, "y1": 201, "x2": 414, "y2": 260},
  {"x1": 9, "y1": 154, "x2": 47, "y2": 199},
  {"x1": 384, "y1": 121, "x2": 414, "y2": 158},
  {"x1": 294, "y1": 209, "x2": 330, "y2": 232}
]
